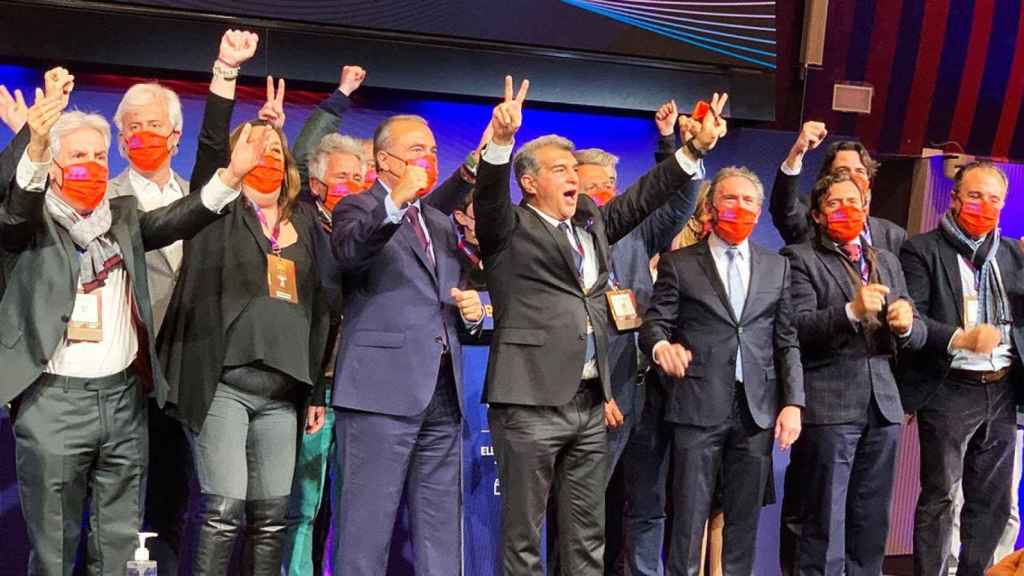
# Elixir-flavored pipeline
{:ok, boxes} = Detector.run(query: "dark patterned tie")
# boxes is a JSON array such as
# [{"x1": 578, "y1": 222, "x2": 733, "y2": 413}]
[{"x1": 406, "y1": 205, "x2": 435, "y2": 267}]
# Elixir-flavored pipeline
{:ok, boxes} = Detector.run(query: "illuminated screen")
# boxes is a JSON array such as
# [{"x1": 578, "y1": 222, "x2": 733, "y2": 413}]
[{"x1": 112, "y1": 0, "x2": 777, "y2": 70}]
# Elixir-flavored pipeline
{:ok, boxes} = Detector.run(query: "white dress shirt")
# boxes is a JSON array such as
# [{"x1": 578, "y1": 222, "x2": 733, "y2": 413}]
[
  {"x1": 128, "y1": 169, "x2": 185, "y2": 271},
  {"x1": 16, "y1": 152, "x2": 241, "y2": 377},
  {"x1": 950, "y1": 255, "x2": 1014, "y2": 371}
]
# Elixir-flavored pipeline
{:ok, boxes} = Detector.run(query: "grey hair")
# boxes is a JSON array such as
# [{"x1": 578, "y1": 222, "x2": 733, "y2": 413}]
[
  {"x1": 113, "y1": 83, "x2": 183, "y2": 133},
  {"x1": 310, "y1": 133, "x2": 367, "y2": 180},
  {"x1": 709, "y1": 165, "x2": 764, "y2": 205},
  {"x1": 573, "y1": 148, "x2": 619, "y2": 169},
  {"x1": 513, "y1": 134, "x2": 576, "y2": 191},
  {"x1": 50, "y1": 111, "x2": 111, "y2": 159},
  {"x1": 373, "y1": 114, "x2": 429, "y2": 156}
]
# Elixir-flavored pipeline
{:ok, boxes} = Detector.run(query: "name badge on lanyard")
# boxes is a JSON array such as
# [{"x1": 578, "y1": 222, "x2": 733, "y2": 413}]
[
  {"x1": 252, "y1": 199, "x2": 300, "y2": 304},
  {"x1": 606, "y1": 288, "x2": 641, "y2": 331},
  {"x1": 963, "y1": 294, "x2": 979, "y2": 329},
  {"x1": 67, "y1": 291, "x2": 103, "y2": 342}
]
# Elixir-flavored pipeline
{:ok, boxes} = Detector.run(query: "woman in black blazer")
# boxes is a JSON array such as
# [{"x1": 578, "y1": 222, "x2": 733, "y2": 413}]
[{"x1": 159, "y1": 118, "x2": 333, "y2": 575}]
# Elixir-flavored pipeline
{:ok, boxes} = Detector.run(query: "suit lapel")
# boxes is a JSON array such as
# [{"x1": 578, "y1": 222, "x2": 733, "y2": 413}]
[
  {"x1": 939, "y1": 240, "x2": 965, "y2": 321},
  {"x1": 696, "y1": 241, "x2": 737, "y2": 324},
  {"x1": 524, "y1": 203, "x2": 584, "y2": 289},
  {"x1": 573, "y1": 207, "x2": 609, "y2": 296},
  {"x1": 240, "y1": 200, "x2": 272, "y2": 255},
  {"x1": 814, "y1": 241, "x2": 855, "y2": 301},
  {"x1": 740, "y1": 246, "x2": 763, "y2": 322},
  {"x1": 399, "y1": 208, "x2": 439, "y2": 285}
]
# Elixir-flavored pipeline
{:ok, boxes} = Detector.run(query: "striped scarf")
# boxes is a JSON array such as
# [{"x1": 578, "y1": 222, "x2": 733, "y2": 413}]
[{"x1": 938, "y1": 210, "x2": 1013, "y2": 331}]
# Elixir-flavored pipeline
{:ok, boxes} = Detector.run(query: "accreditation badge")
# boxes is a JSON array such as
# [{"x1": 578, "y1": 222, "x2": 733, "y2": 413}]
[
  {"x1": 963, "y1": 294, "x2": 979, "y2": 329},
  {"x1": 267, "y1": 254, "x2": 299, "y2": 304},
  {"x1": 606, "y1": 288, "x2": 641, "y2": 331},
  {"x1": 67, "y1": 291, "x2": 103, "y2": 342}
]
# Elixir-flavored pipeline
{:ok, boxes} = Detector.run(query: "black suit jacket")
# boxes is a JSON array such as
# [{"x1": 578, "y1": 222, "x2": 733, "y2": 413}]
[
  {"x1": 476, "y1": 154, "x2": 693, "y2": 406},
  {"x1": 769, "y1": 167, "x2": 907, "y2": 254},
  {"x1": 782, "y1": 238, "x2": 927, "y2": 425},
  {"x1": 0, "y1": 126, "x2": 30, "y2": 299},
  {"x1": 639, "y1": 239, "x2": 804, "y2": 429},
  {"x1": 899, "y1": 230, "x2": 1024, "y2": 413},
  {"x1": 0, "y1": 179, "x2": 225, "y2": 407}
]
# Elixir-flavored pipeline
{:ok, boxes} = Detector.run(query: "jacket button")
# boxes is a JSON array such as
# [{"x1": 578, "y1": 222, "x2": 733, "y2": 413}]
[
  {"x1": 40, "y1": 358, "x2": 48, "y2": 365},
  {"x1": 61, "y1": 314, "x2": 70, "y2": 323},
  {"x1": 579, "y1": 334, "x2": 586, "y2": 341},
  {"x1": 737, "y1": 327, "x2": 744, "y2": 335},
  {"x1": 434, "y1": 336, "x2": 443, "y2": 344}
]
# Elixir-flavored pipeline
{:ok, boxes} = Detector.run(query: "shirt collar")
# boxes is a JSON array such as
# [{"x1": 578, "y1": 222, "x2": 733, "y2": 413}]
[
  {"x1": 526, "y1": 203, "x2": 570, "y2": 228},
  {"x1": 708, "y1": 231, "x2": 750, "y2": 260},
  {"x1": 128, "y1": 168, "x2": 182, "y2": 196}
]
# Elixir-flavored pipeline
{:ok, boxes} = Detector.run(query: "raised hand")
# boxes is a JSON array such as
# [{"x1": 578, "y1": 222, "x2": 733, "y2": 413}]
[
  {"x1": 655, "y1": 99, "x2": 679, "y2": 137},
  {"x1": 339, "y1": 65, "x2": 366, "y2": 96},
  {"x1": 0, "y1": 85, "x2": 27, "y2": 133},
  {"x1": 677, "y1": 115, "x2": 702, "y2": 144},
  {"x1": 793, "y1": 121, "x2": 828, "y2": 156},
  {"x1": 775, "y1": 405, "x2": 802, "y2": 450},
  {"x1": 654, "y1": 341, "x2": 692, "y2": 379},
  {"x1": 851, "y1": 283, "x2": 890, "y2": 321},
  {"x1": 43, "y1": 67, "x2": 74, "y2": 109},
  {"x1": 257, "y1": 76, "x2": 286, "y2": 130},
  {"x1": 26, "y1": 87, "x2": 69, "y2": 162},
  {"x1": 218, "y1": 29, "x2": 259, "y2": 68},
  {"x1": 223, "y1": 123, "x2": 271, "y2": 188},
  {"x1": 490, "y1": 75, "x2": 529, "y2": 146},
  {"x1": 451, "y1": 287, "x2": 484, "y2": 323},
  {"x1": 690, "y1": 92, "x2": 729, "y2": 153}
]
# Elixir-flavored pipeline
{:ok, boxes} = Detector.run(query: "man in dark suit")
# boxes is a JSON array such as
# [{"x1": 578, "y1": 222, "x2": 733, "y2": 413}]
[
  {"x1": 769, "y1": 122, "x2": 906, "y2": 254},
  {"x1": 899, "y1": 162, "x2": 1024, "y2": 576},
  {"x1": 640, "y1": 165, "x2": 804, "y2": 576},
  {"x1": 329, "y1": 113, "x2": 483, "y2": 576},
  {"x1": 771, "y1": 124, "x2": 908, "y2": 572},
  {"x1": 1, "y1": 76, "x2": 248, "y2": 574},
  {"x1": 475, "y1": 77, "x2": 726, "y2": 575},
  {"x1": 779, "y1": 169, "x2": 926, "y2": 576}
]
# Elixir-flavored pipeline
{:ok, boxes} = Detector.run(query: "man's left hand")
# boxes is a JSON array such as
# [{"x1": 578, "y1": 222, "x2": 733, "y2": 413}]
[
  {"x1": 451, "y1": 288, "x2": 483, "y2": 322},
  {"x1": 605, "y1": 400, "x2": 624, "y2": 429},
  {"x1": 774, "y1": 405, "x2": 801, "y2": 450},
  {"x1": 886, "y1": 298, "x2": 913, "y2": 334},
  {"x1": 305, "y1": 406, "x2": 326, "y2": 434}
]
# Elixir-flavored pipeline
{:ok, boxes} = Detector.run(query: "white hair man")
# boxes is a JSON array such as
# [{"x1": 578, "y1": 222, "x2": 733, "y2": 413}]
[{"x1": 1, "y1": 62, "x2": 251, "y2": 574}]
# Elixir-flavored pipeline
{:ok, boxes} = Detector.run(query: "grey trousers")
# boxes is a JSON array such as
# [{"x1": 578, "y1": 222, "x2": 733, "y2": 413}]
[
  {"x1": 13, "y1": 370, "x2": 148, "y2": 576},
  {"x1": 190, "y1": 369, "x2": 298, "y2": 500}
]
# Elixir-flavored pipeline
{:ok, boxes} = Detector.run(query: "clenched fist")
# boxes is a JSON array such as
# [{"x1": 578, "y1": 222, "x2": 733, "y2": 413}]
[
  {"x1": 451, "y1": 288, "x2": 483, "y2": 323},
  {"x1": 851, "y1": 283, "x2": 890, "y2": 321},
  {"x1": 886, "y1": 299, "x2": 913, "y2": 334},
  {"x1": 654, "y1": 99, "x2": 679, "y2": 137},
  {"x1": 339, "y1": 65, "x2": 367, "y2": 96},
  {"x1": 654, "y1": 341, "x2": 692, "y2": 379}
]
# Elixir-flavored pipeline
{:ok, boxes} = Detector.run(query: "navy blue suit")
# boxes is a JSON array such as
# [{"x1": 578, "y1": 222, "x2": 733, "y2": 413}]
[{"x1": 329, "y1": 183, "x2": 466, "y2": 575}]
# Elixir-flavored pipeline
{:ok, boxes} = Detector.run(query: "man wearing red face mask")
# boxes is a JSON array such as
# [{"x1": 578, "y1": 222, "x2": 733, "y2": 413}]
[
  {"x1": 328, "y1": 113, "x2": 484, "y2": 575},
  {"x1": 779, "y1": 169, "x2": 927, "y2": 576},
  {"x1": 900, "y1": 162, "x2": 1024, "y2": 576},
  {"x1": 307, "y1": 133, "x2": 368, "y2": 230},
  {"x1": 1, "y1": 74, "x2": 243, "y2": 574},
  {"x1": 639, "y1": 166, "x2": 804, "y2": 576}
]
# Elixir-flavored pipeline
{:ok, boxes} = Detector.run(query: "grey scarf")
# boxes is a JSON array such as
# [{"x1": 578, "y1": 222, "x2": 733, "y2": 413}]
[{"x1": 45, "y1": 193, "x2": 124, "y2": 292}]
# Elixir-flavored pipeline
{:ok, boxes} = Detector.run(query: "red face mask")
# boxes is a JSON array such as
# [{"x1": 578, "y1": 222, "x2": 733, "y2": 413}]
[
  {"x1": 323, "y1": 179, "x2": 365, "y2": 212},
  {"x1": 823, "y1": 205, "x2": 866, "y2": 243},
  {"x1": 408, "y1": 155, "x2": 439, "y2": 197},
  {"x1": 957, "y1": 200, "x2": 1000, "y2": 238},
  {"x1": 713, "y1": 205, "x2": 758, "y2": 244},
  {"x1": 244, "y1": 155, "x2": 285, "y2": 195},
  {"x1": 586, "y1": 185, "x2": 615, "y2": 207},
  {"x1": 57, "y1": 161, "x2": 109, "y2": 213},
  {"x1": 124, "y1": 130, "x2": 173, "y2": 172}
]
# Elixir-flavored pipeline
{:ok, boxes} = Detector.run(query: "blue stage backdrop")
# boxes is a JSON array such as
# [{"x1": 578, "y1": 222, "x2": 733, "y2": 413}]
[{"x1": 3, "y1": 64, "x2": 1023, "y2": 575}]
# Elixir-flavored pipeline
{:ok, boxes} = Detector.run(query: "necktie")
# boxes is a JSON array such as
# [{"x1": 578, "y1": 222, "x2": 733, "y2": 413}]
[
  {"x1": 726, "y1": 246, "x2": 745, "y2": 383},
  {"x1": 406, "y1": 205, "x2": 434, "y2": 267},
  {"x1": 842, "y1": 242, "x2": 868, "y2": 283},
  {"x1": 559, "y1": 222, "x2": 584, "y2": 279},
  {"x1": 559, "y1": 223, "x2": 596, "y2": 369}
]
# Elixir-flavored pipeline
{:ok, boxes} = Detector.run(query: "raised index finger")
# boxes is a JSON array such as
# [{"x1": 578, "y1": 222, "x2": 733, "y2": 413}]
[
  {"x1": 515, "y1": 79, "x2": 530, "y2": 103},
  {"x1": 504, "y1": 75, "x2": 514, "y2": 103},
  {"x1": 713, "y1": 92, "x2": 729, "y2": 116},
  {"x1": 276, "y1": 78, "x2": 286, "y2": 107},
  {"x1": 266, "y1": 76, "x2": 275, "y2": 102}
]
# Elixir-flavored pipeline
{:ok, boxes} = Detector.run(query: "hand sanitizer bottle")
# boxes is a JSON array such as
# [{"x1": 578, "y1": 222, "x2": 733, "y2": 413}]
[{"x1": 126, "y1": 532, "x2": 158, "y2": 575}]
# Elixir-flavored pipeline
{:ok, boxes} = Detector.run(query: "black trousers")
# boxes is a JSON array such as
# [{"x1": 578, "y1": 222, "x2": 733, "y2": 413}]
[
  {"x1": 13, "y1": 370, "x2": 148, "y2": 576},
  {"x1": 667, "y1": 386, "x2": 772, "y2": 576},
  {"x1": 490, "y1": 382, "x2": 608, "y2": 576},
  {"x1": 783, "y1": 400, "x2": 900, "y2": 576},
  {"x1": 913, "y1": 374, "x2": 1016, "y2": 576}
]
